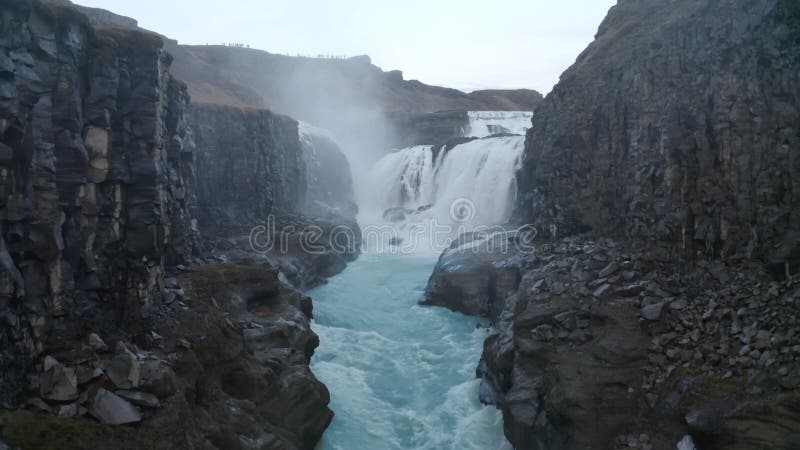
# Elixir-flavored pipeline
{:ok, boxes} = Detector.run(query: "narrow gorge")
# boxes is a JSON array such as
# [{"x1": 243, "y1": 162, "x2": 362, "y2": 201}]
[{"x1": 1, "y1": 1, "x2": 799, "y2": 450}]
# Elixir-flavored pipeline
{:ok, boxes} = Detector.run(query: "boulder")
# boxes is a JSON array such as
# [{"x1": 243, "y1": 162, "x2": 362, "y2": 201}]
[
  {"x1": 104, "y1": 344, "x2": 140, "y2": 389},
  {"x1": 89, "y1": 389, "x2": 141, "y2": 425},
  {"x1": 39, "y1": 357, "x2": 78, "y2": 402},
  {"x1": 599, "y1": 261, "x2": 619, "y2": 278},
  {"x1": 139, "y1": 360, "x2": 177, "y2": 398},
  {"x1": 423, "y1": 233, "x2": 521, "y2": 318}
]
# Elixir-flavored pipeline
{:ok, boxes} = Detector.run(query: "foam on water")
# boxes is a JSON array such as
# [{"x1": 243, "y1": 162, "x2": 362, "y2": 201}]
[{"x1": 311, "y1": 252, "x2": 512, "y2": 450}]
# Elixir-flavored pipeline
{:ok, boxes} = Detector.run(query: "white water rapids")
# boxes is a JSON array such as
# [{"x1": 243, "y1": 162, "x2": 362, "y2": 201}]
[{"x1": 310, "y1": 111, "x2": 530, "y2": 449}]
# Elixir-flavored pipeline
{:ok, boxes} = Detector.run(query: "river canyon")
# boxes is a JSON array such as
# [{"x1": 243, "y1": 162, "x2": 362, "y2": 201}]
[{"x1": 1, "y1": 1, "x2": 799, "y2": 450}]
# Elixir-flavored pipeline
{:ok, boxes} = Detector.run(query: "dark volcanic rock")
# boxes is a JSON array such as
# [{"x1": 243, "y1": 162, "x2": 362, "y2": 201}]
[
  {"x1": 167, "y1": 263, "x2": 333, "y2": 450},
  {"x1": 393, "y1": 110, "x2": 469, "y2": 147},
  {"x1": 90, "y1": 388, "x2": 141, "y2": 425},
  {"x1": 0, "y1": 1, "x2": 357, "y2": 448},
  {"x1": 704, "y1": 392, "x2": 800, "y2": 449},
  {"x1": 425, "y1": 2, "x2": 800, "y2": 450},
  {"x1": 191, "y1": 104, "x2": 306, "y2": 226},
  {"x1": 0, "y1": 0, "x2": 196, "y2": 405},
  {"x1": 476, "y1": 5, "x2": 800, "y2": 444},
  {"x1": 516, "y1": 0, "x2": 800, "y2": 270},
  {"x1": 423, "y1": 232, "x2": 522, "y2": 319},
  {"x1": 427, "y1": 235, "x2": 800, "y2": 450},
  {"x1": 468, "y1": 89, "x2": 543, "y2": 111}
]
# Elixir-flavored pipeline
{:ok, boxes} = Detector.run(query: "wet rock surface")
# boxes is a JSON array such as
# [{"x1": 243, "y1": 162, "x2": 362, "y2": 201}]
[
  {"x1": 423, "y1": 232, "x2": 522, "y2": 318},
  {"x1": 392, "y1": 110, "x2": 470, "y2": 147}
]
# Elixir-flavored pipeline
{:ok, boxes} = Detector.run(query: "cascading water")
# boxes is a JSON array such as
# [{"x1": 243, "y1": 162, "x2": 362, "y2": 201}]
[
  {"x1": 361, "y1": 134, "x2": 526, "y2": 248},
  {"x1": 366, "y1": 145, "x2": 440, "y2": 212},
  {"x1": 464, "y1": 110, "x2": 533, "y2": 137},
  {"x1": 310, "y1": 111, "x2": 529, "y2": 449},
  {"x1": 430, "y1": 136, "x2": 524, "y2": 228}
]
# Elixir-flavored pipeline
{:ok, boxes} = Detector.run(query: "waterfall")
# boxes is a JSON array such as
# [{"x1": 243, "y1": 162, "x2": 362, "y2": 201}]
[
  {"x1": 432, "y1": 136, "x2": 524, "y2": 227},
  {"x1": 365, "y1": 145, "x2": 440, "y2": 212},
  {"x1": 362, "y1": 134, "x2": 526, "y2": 235},
  {"x1": 464, "y1": 111, "x2": 533, "y2": 137},
  {"x1": 311, "y1": 112, "x2": 528, "y2": 450}
]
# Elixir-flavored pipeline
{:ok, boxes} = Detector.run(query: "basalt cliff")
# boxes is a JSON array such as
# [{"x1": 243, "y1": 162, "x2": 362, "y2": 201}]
[
  {"x1": 0, "y1": 0, "x2": 358, "y2": 448},
  {"x1": 426, "y1": 1, "x2": 800, "y2": 449}
]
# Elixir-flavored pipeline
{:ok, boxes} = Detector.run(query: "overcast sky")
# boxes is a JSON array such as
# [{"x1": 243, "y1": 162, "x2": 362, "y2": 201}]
[{"x1": 74, "y1": 0, "x2": 616, "y2": 93}]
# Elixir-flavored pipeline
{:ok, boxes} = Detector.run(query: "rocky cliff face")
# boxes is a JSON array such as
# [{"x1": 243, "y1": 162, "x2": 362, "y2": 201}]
[
  {"x1": 0, "y1": 1, "x2": 356, "y2": 447},
  {"x1": 0, "y1": 0, "x2": 196, "y2": 403},
  {"x1": 516, "y1": 0, "x2": 800, "y2": 270},
  {"x1": 190, "y1": 104, "x2": 306, "y2": 228},
  {"x1": 189, "y1": 106, "x2": 360, "y2": 290},
  {"x1": 427, "y1": 1, "x2": 800, "y2": 449}
]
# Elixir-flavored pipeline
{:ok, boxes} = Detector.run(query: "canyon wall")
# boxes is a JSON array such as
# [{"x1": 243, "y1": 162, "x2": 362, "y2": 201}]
[
  {"x1": 190, "y1": 104, "x2": 306, "y2": 228},
  {"x1": 391, "y1": 110, "x2": 470, "y2": 147},
  {"x1": 516, "y1": 0, "x2": 800, "y2": 270},
  {"x1": 0, "y1": 1, "x2": 358, "y2": 448},
  {"x1": 0, "y1": 0, "x2": 196, "y2": 400}
]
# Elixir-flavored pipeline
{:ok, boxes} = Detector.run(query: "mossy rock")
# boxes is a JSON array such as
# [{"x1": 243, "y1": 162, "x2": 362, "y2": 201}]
[
  {"x1": 179, "y1": 263, "x2": 279, "y2": 306},
  {"x1": 1, "y1": 412, "x2": 147, "y2": 450}
]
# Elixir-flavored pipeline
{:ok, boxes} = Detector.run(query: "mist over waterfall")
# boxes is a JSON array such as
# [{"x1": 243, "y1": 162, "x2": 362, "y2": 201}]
[
  {"x1": 298, "y1": 121, "x2": 358, "y2": 220},
  {"x1": 361, "y1": 111, "x2": 531, "y2": 238}
]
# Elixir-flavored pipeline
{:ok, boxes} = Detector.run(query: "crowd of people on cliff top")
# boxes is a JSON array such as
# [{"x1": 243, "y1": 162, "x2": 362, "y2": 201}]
[{"x1": 214, "y1": 42, "x2": 348, "y2": 60}]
